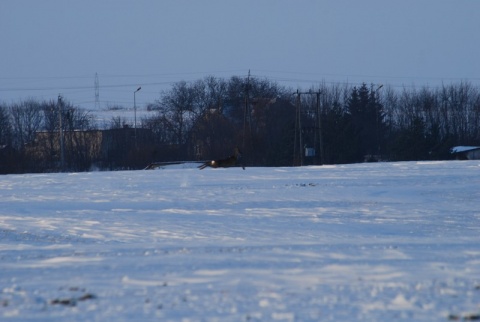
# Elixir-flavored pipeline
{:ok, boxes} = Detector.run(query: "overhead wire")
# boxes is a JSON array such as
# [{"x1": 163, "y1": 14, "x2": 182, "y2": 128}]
[{"x1": 2, "y1": 70, "x2": 479, "y2": 107}]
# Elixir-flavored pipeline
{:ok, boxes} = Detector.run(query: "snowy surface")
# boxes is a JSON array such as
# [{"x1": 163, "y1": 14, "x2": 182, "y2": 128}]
[{"x1": 1, "y1": 161, "x2": 480, "y2": 321}]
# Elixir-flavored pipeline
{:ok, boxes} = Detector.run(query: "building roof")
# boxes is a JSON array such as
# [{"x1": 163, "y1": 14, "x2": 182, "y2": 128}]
[{"x1": 450, "y1": 146, "x2": 480, "y2": 154}]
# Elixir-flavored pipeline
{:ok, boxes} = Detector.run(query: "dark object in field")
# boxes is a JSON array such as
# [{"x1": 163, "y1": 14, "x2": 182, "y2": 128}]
[
  {"x1": 50, "y1": 292, "x2": 97, "y2": 307},
  {"x1": 198, "y1": 147, "x2": 245, "y2": 170}
]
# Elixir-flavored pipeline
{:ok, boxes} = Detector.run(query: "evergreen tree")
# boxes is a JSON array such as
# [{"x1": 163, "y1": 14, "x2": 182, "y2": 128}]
[
  {"x1": 346, "y1": 83, "x2": 384, "y2": 161},
  {"x1": 391, "y1": 116, "x2": 429, "y2": 160}
]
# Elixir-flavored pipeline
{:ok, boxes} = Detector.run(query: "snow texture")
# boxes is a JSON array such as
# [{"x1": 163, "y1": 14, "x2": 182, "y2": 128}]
[{"x1": 1, "y1": 161, "x2": 480, "y2": 321}]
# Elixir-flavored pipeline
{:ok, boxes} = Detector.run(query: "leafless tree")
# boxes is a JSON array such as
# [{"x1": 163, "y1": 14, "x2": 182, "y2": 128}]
[{"x1": 10, "y1": 100, "x2": 43, "y2": 149}]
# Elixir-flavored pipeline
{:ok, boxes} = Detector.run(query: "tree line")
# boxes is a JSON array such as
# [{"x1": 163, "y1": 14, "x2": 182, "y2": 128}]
[{"x1": 1, "y1": 75, "x2": 479, "y2": 173}]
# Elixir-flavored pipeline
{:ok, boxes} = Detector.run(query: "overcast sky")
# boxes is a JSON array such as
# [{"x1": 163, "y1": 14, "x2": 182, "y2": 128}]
[{"x1": 1, "y1": 0, "x2": 479, "y2": 109}]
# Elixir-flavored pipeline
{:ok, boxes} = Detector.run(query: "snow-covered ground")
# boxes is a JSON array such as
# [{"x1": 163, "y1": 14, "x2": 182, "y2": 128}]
[{"x1": 1, "y1": 161, "x2": 479, "y2": 321}]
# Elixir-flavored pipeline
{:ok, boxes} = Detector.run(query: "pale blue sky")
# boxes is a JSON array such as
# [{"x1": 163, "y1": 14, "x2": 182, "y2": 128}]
[{"x1": 1, "y1": 0, "x2": 479, "y2": 108}]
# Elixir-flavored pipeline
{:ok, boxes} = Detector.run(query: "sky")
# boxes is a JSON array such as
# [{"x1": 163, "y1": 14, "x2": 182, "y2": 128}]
[{"x1": 1, "y1": 0, "x2": 479, "y2": 109}]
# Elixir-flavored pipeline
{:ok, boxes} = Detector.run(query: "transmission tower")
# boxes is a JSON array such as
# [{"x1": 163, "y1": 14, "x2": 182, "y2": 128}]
[{"x1": 94, "y1": 73, "x2": 100, "y2": 109}]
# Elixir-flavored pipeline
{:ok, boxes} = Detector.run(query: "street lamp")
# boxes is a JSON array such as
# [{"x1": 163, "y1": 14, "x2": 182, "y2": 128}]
[{"x1": 134, "y1": 87, "x2": 141, "y2": 146}]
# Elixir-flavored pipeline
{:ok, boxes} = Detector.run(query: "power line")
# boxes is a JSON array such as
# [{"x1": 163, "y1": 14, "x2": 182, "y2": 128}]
[
  {"x1": 2, "y1": 70, "x2": 478, "y2": 94},
  {"x1": 252, "y1": 69, "x2": 480, "y2": 82},
  {"x1": 2, "y1": 70, "x2": 479, "y2": 109}
]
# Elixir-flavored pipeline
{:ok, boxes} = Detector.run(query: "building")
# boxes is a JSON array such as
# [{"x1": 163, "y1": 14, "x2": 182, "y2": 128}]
[
  {"x1": 26, "y1": 127, "x2": 155, "y2": 171},
  {"x1": 450, "y1": 146, "x2": 480, "y2": 160}
]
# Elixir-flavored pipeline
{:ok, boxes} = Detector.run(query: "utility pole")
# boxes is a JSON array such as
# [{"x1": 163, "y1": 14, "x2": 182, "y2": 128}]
[
  {"x1": 293, "y1": 90, "x2": 323, "y2": 166},
  {"x1": 243, "y1": 70, "x2": 251, "y2": 153},
  {"x1": 316, "y1": 91, "x2": 324, "y2": 165},
  {"x1": 293, "y1": 90, "x2": 302, "y2": 166},
  {"x1": 57, "y1": 95, "x2": 65, "y2": 171},
  {"x1": 375, "y1": 84, "x2": 383, "y2": 156},
  {"x1": 94, "y1": 73, "x2": 100, "y2": 109},
  {"x1": 134, "y1": 86, "x2": 141, "y2": 148}
]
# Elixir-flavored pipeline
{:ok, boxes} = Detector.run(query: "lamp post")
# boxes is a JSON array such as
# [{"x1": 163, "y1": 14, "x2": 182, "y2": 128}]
[{"x1": 134, "y1": 87, "x2": 141, "y2": 147}]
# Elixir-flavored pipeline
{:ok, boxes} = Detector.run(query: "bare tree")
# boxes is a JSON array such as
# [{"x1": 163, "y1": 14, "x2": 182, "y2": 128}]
[
  {"x1": 0, "y1": 103, "x2": 16, "y2": 173},
  {"x1": 60, "y1": 103, "x2": 96, "y2": 170},
  {"x1": 157, "y1": 81, "x2": 195, "y2": 147},
  {"x1": 0, "y1": 103, "x2": 12, "y2": 146},
  {"x1": 10, "y1": 100, "x2": 43, "y2": 149}
]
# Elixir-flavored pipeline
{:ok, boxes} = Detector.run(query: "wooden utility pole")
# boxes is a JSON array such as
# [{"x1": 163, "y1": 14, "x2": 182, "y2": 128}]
[
  {"x1": 243, "y1": 70, "x2": 251, "y2": 153},
  {"x1": 57, "y1": 95, "x2": 65, "y2": 171},
  {"x1": 316, "y1": 91, "x2": 324, "y2": 165},
  {"x1": 293, "y1": 90, "x2": 324, "y2": 166}
]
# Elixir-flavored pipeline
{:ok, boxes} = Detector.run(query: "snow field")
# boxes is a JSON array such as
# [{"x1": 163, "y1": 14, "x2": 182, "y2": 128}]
[{"x1": 1, "y1": 161, "x2": 480, "y2": 321}]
